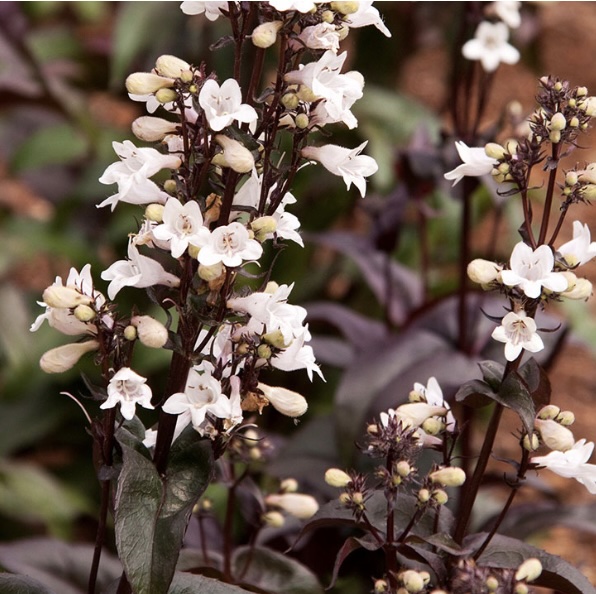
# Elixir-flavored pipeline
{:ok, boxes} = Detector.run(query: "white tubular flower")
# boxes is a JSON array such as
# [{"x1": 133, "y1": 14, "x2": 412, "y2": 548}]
[
  {"x1": 42, "y1": 285, "x2": 93, "y2": 309},
  {"x1": 100, "y1": 367, "x2": 154, "y2": 420},
  {"x1": 270, "y1": 326, "x2": 323, "y2": 381},
  {"x1": 258, "y1": 382, "x2": 308, "y2": 418},
  {"x1": 501, "y1": 242, "x2": 568, "y2": 298},
  {"x1": 213, "y1": 135, "x2": 255, "y2": 173},
  {"x1": 131, "y1": 315, "x2": 169, "y2": 349},
  {"x1": 488, "y1": 1, "x2": 522, "y2": 29},
  {"x1": 151, "y1": 197, "x2": 211, "y2": 258},
  {"x1": 125, "y1": 72, "x2": 175, "y2": 96},
  {"x1": 467, "y1": 258, "x2": 502, "y2": 285},
  {"x1": 132, "y1": 116, "x2": 179, "y2": 142},
  {"x1": 561, "y1": 274, "x2": 593, "y2": 300},
  {"x1": 251, "y1": 21, "x2": 283, "y2": 48},
  {"x1": 462, "y1": 21, "x2": 520, "y2": 72},
  {"x1": 444, "y1": 141, "x2": 497, "y2": 186},
  {"x1": 413, "y1": 377, "x2": 456, "y2": 431},
  {"x1": 101, "y1": 241, "x2": 180, "y2": 300},
  {"x1": 394, "y1": 402, "x2": 448, "y2": 428},
  {"x1": 302, "y1": 142, "x2": 378, "y2": 198},
  {"x1": 268, "y1": 0, "x2": 316, "y2": 13},
  {"x1": 180, "y1": 1, "x2": 230, "y2": 19},
  {"x1": 429, "y1": 466, "x2": 466, "y2": 487},
  {"x1": 297, "y1": 23, "x2": 340, "y2": 52},
  {"x1": 265, "y1": 493, "x2": 319, "y2": 519},
  {"x1": 557, "y1": 220, "x2": 596, "y2": 267},
  {"x1": 155, "y1": 55, "x2": 191, "y2": 78},
  {"x1": 325, "y1": 468, "x2": 352, "y2": 488},
  {"x1": 40, "y1": 340, "x2": 100, "y2": 374},
  {"x1": 98, "y1": 140, "x2": 181, "y2": 211},
  {"x1": 535, "y1": 418, "x2": 575, "y2": 452},
  {"x1": 491, "y1": 310, "x2": 544, "y2": 362},
  {"x1": 532, "y1": 439, "x2": 596, "y2": 494},
  {"x1": 197, "y1": 222, "x2": 263, "y2": 268},
  {"x1": 199, "y1": 79, "x2": 258, "y2": 132},
  {"x1": 344, "y1": 1, "x2": 391, "y2": 37}
]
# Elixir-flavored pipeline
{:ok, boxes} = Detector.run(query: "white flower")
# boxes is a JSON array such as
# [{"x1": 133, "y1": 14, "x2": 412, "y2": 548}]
[
  {"x1": 413, "y1": 377, "x2": 456, "y2": 431},
  {"x1": 444, "y1": 141, "x2": 497, "y2": 186},
  {"x1": 488, "y1": 1, "x2": 522, "y2": 29},
  {"x1": 491, "y1": 310, "x2": 544, "y2": 362},
  {"x1": 98, "y1": 140, "x2": 181, "y2": 211},
  {"x1": 151, "y1": 198, "x2": 211, "y2": 258},
  {"x1": 500, "y1": 242, "x2": 568, "y2": 298},
  {"x1": 269, "y1": 326, "x2": 323, "y2": 381},
  {"x1": 532, "y1": 439, "x2": 596, "y2": 494},
  {"x1": 180, "y1": 1, "x2": 230, "y2": 19},
  {"x1": 535, "y1": 418, "x2": 575, "y2": 452},
  {"x1": 40, "y1": 340, "x2": 100, "y2": 374},
  {"x1": 296, "y1": 23, "x2": 340, "y2": 52},
  {"x1": 100, "y1": 367, "x2": 154, "y2": 420},
  {"x1": 258, "y1": 382, "x2": 308, "y2": 417},
  {"x1": 199, "y1": 79, "x2": 258, "y2": 132},
  {"x1": 557, "y1": 220, "x2": 596, "y2": 267},
  {"x1": 265, "y1": 492, "x2": 319, "y2": 519},
  {"x1": 268, "y1": 0, "x2": 316, "y2": 13},
  {"x1": 197, "y1": 222, "x2": 263, "y2": 267},
  {"x1": 344, "y1": 0, "x2": 391, "y2": 38},
  {"x1": 301, "y1": 141, "x2": 378, "y2": 198},
  {"x1": 393, "y1": 403, "x2": 448, "y2": 428},
  {"x1": 462, "y1": 21, "x2": 520, "y2": 72},
  {"x1": 101, "y1": 241, "x2": 180, "y2": 299}
]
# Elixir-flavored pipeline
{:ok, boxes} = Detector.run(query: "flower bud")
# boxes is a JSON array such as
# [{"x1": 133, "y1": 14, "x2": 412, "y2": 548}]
[
  {"x1": 581, "y1": 184, "x2": 596, "y2": 200},
  {"x1": 125, "y1": 72, "x2": 175, "y2": 95},
  {"x1": 145, "y1": 203, "x2": 165, "y2": 223},
  {"x1": 265, "y1": 493, "x2": 318, "y2": 519},
  {"x1": 408, "y1": 388, "x2": 423, "y2": 402},
  {"x1": 432, "y1": 489, "x2": 448, "y2": 505},
  {"x1": 251, "y1": 216, "x2": 277, "y2": 240},
  {"x1": 557, "y1": 410, "x2": 575, "y2": 426},
  {"x1": 155, "y1": 55, "x2": 191, "y2": 78},
  {"x1": 374, "y1": 579, "x2": 388, "y2": 593},
  {"x1": 295, "y1": 113, "x2": 310, "y2": 129},
  {"x1": 537, "y1": 404, "x2": 561, "y2": 420},
  {"x1": 325, "y1": 468, "x2": 352, "y2": 488},
  {"x1": 523, "y1": 433, "x2": 539, "y2": 451},
  {"x1": 562, "y1": 277, "x2": 592, "y2": 300},
  {"x1": 214, "y1": 135, "x2": 255, "y2": 173},
  {"x1": 331, "y1": 1, "x2": 359, "y2": 14},
  {"x1": 74, "y1": 304, "x2": 96, "y2": 322},
  {"x1": 339, "y1": 492, "x2": 351, "y2": 505},
  {"x1": 549, "y1": 130, "x2": 561, "y2": 144},
  {"x1": 123, "y1": 325, "x2": 137, "y2": 341},
  {"x1": 467, "y1": 259, "x2": 502, "y2": 285},
  {"x1": 296, "y1": 85, "x2": 319, "y2": 103},
  {"x1": 399, "y1": 570, "x2": 423, "y2": 593},
  {"x1": 198, "y1": 262, "x2": 226, "y2": 286},
  {"x1": 257, "y1": 344, "x2": 272, "y2": 359},
  {"x1": 132, "y1": 116, "x2": 178, "y2": 142},
  {"x1": 550, "y1": 112, "x2": 566, "y2": 131},
  {"x1": 535, "y1": 418, "x2": 575, "y2": 452},
  {"x1": 395, "y1": 403, "x2": 447, "y2": 427},
  {"x1": 484, "y1": 142, "x2": 506, "y2": 160},
  {"x1": 280, "y1": 478, "x2": 299, "y2": 493},
  {"x1": 515, "y1": 585, "x2": 529, "y2": 594},
  {"x1": 281, "y1": 92, "x2": 300, "y2": 110},
  {"x1": 565, "y1": 171, "x2": 578, "y2": 186},
  {"x1": 321, "y1": 10, "x2": 335, "y2": 23},
  {"x1": 131, "y1": 315, "x2": 169, "y2": 348},
  {"x1": 251, "y1": 20, "x2": 283, "y2": 48},
  {"x1": 155, "y1": 88, "x2": 178, "y2": 104},
  {"x1": 258, "y1": 383, "x2": 307, "y2": 417},
  {"x1": 40, "y1": 340, "x2": 100, "y2": 374},
  {"x1": 43, "y1": 285, "x2": 93, "y2": 309},
  {"x1": 262, "y1": 329, "x2": 289, "y2": 349},
  {"x1": 486, "y1": 576, "x2": 499, "y2": 591},
  {"x1": 418, "y1": 488, "x2": 430, "y2": 503},
  {"x1": 429, "y1": 466, "x2": 466, "y2": 487},
  {"x1": 569, "y1": 116, "x2": 580, "y2": 128},
  {"x1": 396, "y1": 461, "x2": 411, "y2": 477},
  {"x1": 515, "y1": 557, "x2": 542, "y2": 582},
  {"x1": 422, "y1": 417, "x2": 443, "y2": 435},
  {"x1": 577, "y1": 86, "x2": 588, "y2": 97},
  {"x1": 262, "y1": 511, "x2": 285, "y2": 528}
]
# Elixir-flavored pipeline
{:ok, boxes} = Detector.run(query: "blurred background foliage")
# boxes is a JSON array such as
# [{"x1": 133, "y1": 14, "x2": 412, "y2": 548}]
[{"x1": 2, "y1": 1, "x2": 596, "y2": 591}]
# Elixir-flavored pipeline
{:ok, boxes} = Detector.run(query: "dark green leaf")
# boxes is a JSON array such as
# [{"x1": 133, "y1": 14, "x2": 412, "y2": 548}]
[
  {"x1": 518, "y1": 357, "x2": 551, "y2": 409},
  {"x1": 328, "y1": 537, "x2": 366, "y2": 589},
  {"x1": 169, "y1": 572, "x2": 254, "y2": 594},
  {"x1": 478, "y1": 360, "x2": 505, "y2": 391},
  {"x1": 409, "y1": 532, "x2": 470, "y2": 556},
  {"x1": 454, "y1": 379, "x2": 497, "y2": 409},
  {"x1": 469, "y1": 533, "x2": 596, "y2": 594},
  {"x1": 0, "y1": 574, "x2": 56, "y2": 594},
  {"x1": 496, "y1": 372, "x2": 536, "y2": 436},
  {"x1": 114, "y1": 427, "x2": 213, "y2": 594},
  {"x1": 232, "y1": 546, "x2": 324, "y2": 594}
]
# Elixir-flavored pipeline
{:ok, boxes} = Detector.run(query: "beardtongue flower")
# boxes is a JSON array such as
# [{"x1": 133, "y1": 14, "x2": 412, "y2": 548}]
[
  {"x1": 491, "y1": 310, "x2": 544, "y2": 362},
  {"x1": 443, "y1": 141, "x2": 497, "y2": 186},
  {"x1": 100, "y1": 367, "x2": 154, "y2": 420}
]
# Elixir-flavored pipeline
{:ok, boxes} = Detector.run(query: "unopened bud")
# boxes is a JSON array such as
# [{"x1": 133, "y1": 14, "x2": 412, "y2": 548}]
[
  {"x1": 484, "y1": 142, "x2": 506, "y2": 160},
  {"x1": 74, "y1": 304, "x2": 96, "y2": 322},
  {"x1": 467, "y1": 259, "x2": 502, "y2": 285},
  {"x1": 515, "y1": 585, "x2": 529, "y2": 594},
  {"x1": 325, "y1": 468, "x2": 352, "y2": 488},
  {"x1": 296, "y1": 85, "x2": 319, "y2": 103},
  {"x1": 257, "y1": 343, "x2": 272, "y2": 359},
  {"x1": 295, "y1": 113, "x2": 309, "y2": 129},
  {"x1": 126, "y1": 72, "x2": 175, "y2": 95},
  {"x1": 43, "y1": 285, "x2": 93, "y2": 309},
  {"x1": 155, "y1": 88, "x2": 178, "y2": 104},
  {"x1": 214, "y1": 135, "x2": 255, "y2": 173},
  {"x1": 515, "y1": 557, "x2": 543, "y2": 582},
  {"x1": 577, "y1": 86, "x2": 588, "y2": 97},
  {"x1": 549, "y1": 130, "x2": 561, "y2": 144},
  {"x1": 280, "y1": 478, "x2": 299, "y2": 493},
  {"x1": 131, "y1": 315, "x2": 168, "y2": 348},
  {"x1": 251, "y1": 20, "x2": 283, "y2": 48},
  {"x1": 565, "y1": 171, "x2": 578, "y2": 186},
  {"x1": 422, "y1": 417, "x2": 443, "y2": 435},
  {"x1": 538, "y1": 404, "x2": 560, "y2": 420},
  {"x1": 553, "y1": 81, "x2": 563, "y2": 92},
  {"x1": 374, "y1": 579, "x2": 388, "y2": 593},
  {"x1": 145, "y1": 203, "x2": 165, "y2": 223},
  {"x1": 331, "y1": 1, "x2": 359, "y2": 14},
  {"x1": 155, "y1": 54, "x2": 191, "y2": 78},
  {"x1": 569, "y1": 116, "x2": 580, "y2": 128},
  {"x1": 550, "y1": 112, "x2": 566, "y2": 131},
  {"x1": 258, "y1": 382, "x2": 308, "y2": 417},
  {"x1": 40, "y1": 340, "x2": 100, "y2": 374},
  {"x1": 265, "y1": 493, "x2": 318, "y2": 519},
  {"x1": 321, "y1": 10, "x2": 334, "y2": 23},
  {"x1": 396, "y1": 461, "x2": 411, "y2": 477},
  {"x1": 418, "y1": 488, "x2": 430, "y2": 503},
  {"x1": 486, "y1": 576, "x2": 499, "y2": 591},
  {"x1": 557, "y1": 410, "x2": 575, "y2": 426},
  {"x1": 281, "y1": 92, "x2": 300, "y2": 110},
  {"x1": 535, "y1": 418, "x2": 575, "y2": 452},
  {"x1": 581, "y1": 184, "x2": 596, "y2": 200},
  {"x1": 251, "y1": 216, "x2": 277, "y2": 240},
  {"x1": 432, "y1": 489, "x2": 448, "y2": 505},
  {"x1": 429, "y1": 466, "x2": 466, "y2": 487},
  {"x1": 563, "y1": 277, "x2": 592, "y2": 300},
  {"x1": 408, "y1": 389, "x2": 423, "y2": 402},
  {"x1": 123, "y1": 325, "x2": 137, "y2": 341},
  {"x1": 339, "y1": 492, "x2": 351, "y2": 505},
  {"x1": 132, "y1": 116, "x2": 178, "y2": 142},
  {"x1": 523, "y1": 433, "x2": 539, "y2": 451},
  {"x1": 262, "y1": 329, "x2": 289, "y2": 349},
  {"x1": 262, "y1": 511, "x2": 285, "y2": 527}
]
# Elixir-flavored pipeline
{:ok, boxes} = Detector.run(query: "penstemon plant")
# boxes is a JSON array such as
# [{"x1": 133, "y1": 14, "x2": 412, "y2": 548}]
[{"x1": 15, "y1": 2, "x2": 596, "y2": 594}]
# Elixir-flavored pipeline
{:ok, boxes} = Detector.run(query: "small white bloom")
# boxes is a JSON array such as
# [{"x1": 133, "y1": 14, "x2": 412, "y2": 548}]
[
  {"x1": 500, "y1": 242, "x2": 568, "y2": 298},
  {"x1": 344, "y1": 0, "x2": 391, "y2": 38},
  {"x1": 132, "y1": 116, "x2": 179, "y2": 142},
  {"x1": 535, "y1": 418, "x2": 575, "y2": 452},
  {"x1": 100, "y1": 368, "x2": 153, "y2": 420},
  {"x1": 268, "y1": 0, "x2": 316, "y2": 13},
  {"x1": 101, "y1": 241, "x2": 180, "y2": 299},
  {"x1": 297, "y1": 23, "x2": 340, "y2": 52},
  {"x1": 413, "y1": 377, "x2": 456, "y2": 431},
  {"x1": 197, "y1": 222, "x2": 263, "y2": 268},
  {"x1": 444, "y1": 141, "x2": 497, "y2": 186},
  {"x1": 488, "y1": 1, "x2": 522, "y2": 29},
  {"x1": 180, "y1": 1, "x2": 230, "y2": 19},
  {"x1": 302, "y1": 141, "x2": 378, "y2": 198},
  {"x1": 269, "y1": 327, "x2": 323, "y2": 381},
  {"x1": 462, "y1": 21, "x2": 520, "y2": 72},
  {"x1": 557, "y1": 220, "x2": 596, "y2": 267},
  {"x1": 213, "y1": 135, "x2": 255, "y2": 173},
  {"x1": 152, "y1": 197, "x2": 211, "y2": 258},
  {"x1": 265, "y1": 493, "x2": 319, "y2": 519},
  {"x1": 491, "y1": 310, "x2": 544, "y2": 362},
  {"x1": 199, "y1": 79, "x2": 258, "y2": 132},
  {"x1": 394, "y1": 402, "x2": 448, "y2": 428},
  {"x1": 532, "y1": 439, "x2": 596, "y2": 494}
]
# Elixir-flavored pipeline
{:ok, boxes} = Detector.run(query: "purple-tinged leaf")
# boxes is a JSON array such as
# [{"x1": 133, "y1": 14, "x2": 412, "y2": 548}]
[
  {"x1": 497, "y1": 371, "x2": 535, "y2": 436},
  {"x1": 518, "y1": 357, "x2": 551, "y2": 409},
  {"x1": 455, "y1": 379, "x2": 497, "y2": 409},
  {"x1": 478, "y1": 360, "x2": 505, "y2": 391},
  {"x1": 307, "y1": 335, "x2": 355, "y2": 368},
  {"x1": 327, "y1": 536, "x2": 374, "y2": 589},
  {"x1": 397, "y1": 543, "x2": 447, "y2": 582},
  {"x1": 0, "y1": 574, "x2": 56, "y2": 594},
  {"x1": 169, "y1": 572, "x2": 254, "y2": 593}
]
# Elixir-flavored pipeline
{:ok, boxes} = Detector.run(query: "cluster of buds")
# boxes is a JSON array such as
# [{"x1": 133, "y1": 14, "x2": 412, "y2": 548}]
[{"x1": 526, "y1": 405, "x2": 576, "y2": 452}]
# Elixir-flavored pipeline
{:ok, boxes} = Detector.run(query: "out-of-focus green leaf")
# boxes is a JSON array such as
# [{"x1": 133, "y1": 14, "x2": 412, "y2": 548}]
[
  {"x1": 0, "y1": 461, "x2": 91, "y2": 537},
  {"x1": 10, "y1": 123, "x2": 88, "y2": 173},
  {"x1": 0, "y1": 573, "x2": 56, "y2": 594},
  {"x1": 0, "y1": 538, "x2": 120, "y2": 594}
]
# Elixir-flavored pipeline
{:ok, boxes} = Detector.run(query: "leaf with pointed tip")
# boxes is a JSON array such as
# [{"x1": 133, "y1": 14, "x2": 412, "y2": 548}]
[
  {"x1": 455, "y1": 379, "x2": 497, "y2": 409},
  {"x1": 496, "y1": 371, "x2": 536, "y2": 436},
  {"x1": 478, "y1": 360, "x2": 505, "y2": 391},
  {"x1": 0, "y1": 574, "x2": 56, "y2": 594},
  {"x1": 327, "y1": 536, "x2": 374, "y2": 590},
  {"x1": 169, "y1": 572, "x2": 254, "y2": 594},
  {"x1": 518, "y1": 357, "x2": 551, "y2": 409}
]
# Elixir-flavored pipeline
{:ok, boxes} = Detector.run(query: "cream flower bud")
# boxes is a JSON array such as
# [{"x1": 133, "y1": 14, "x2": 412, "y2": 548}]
[
  {"x1": 422, "y1": 417, "x2": 443, "y2": 435},
  {"x1": 198, "y1": 261, "x2": 226, "y2": 282},
  {"x1": 549, "y1": 130, "x2": 561, "y2": 144},
  {"x1": 467, "y1": 259, "x2": 502, "y2": 285},
  {"x1": 515, "y1": 585, "x2": 529, "y2": 594},
  {"x1": 432, "y1": 489, "x2": 449, "y2": 505},
  {"x1": 550, "y1": 112, "x2": 566, "y2": 132},
  {"x1": 251, "y1": 216, "x2": 277, "y2": 239},
  {"x1": 515, "y1": 558, "x2": 543, "y2": 582},
  {"x1": 258, "y1": 382, "x2": 307, "y2": 417},
  {"x1": 562, "y1": 277, "x2": 593, "y2": 300},
  {"x1": 214, "y1": 135, "x2": 255, "y2": 173},
  {"x1": 265, "y1": 493, "x2": 319, "y2": 519},
  {"x1": 132, "y1": 116, "x2": 178, "y2": 142},
  {"x1": 280, "y1": 478, "x2": 299, "y2": 493},
  {"x1": 131, "y1": 315, "x2": 168, "y2": 348},
  {"x1": 577, "y1": 86, "x2": 588, "y2": 97},
  {"x1": 262, "y1": 329, "x2": 289, "y2": 349},
  {"x1": 43, "y1": 285, "x2": 93, "y2": 309},
  {"x1": 74, "y1": 304, "x2": 96, "y2": 322},
  {"x1": 484, "y1": 142, "x2": 506, "y2": 160},
  {"x1": 281, "y1": 92, "x2": 300, "y2": 110},
  {"x1": 295, "y1": 113, "x2": 309, "y2": 129},
  {"x1": 537, "y1": 404, "x2": 561, "y2": 420},
  {"x1": 125, "y1": 72, "x2": 175, "y2": 95},
  {"x1": 581, "y1": 184, "x2": 596, "y2": 200},
  {"x1": 155, "y1": 55, "x2": 191, "y2": 78},
  {"x1": 523, "y1": 433, "x2": 539, "y2": 451},
  {"x1": 296, "y1": 85, "x2": 319, "y2": 103},
  {"x1": 262, "y1": 511, "x2": 285, "y2": 528},
  {"x1": 418, "y1": 488, "x2": 430, "y2": 503},
  {"x1": 400, "y1": 570, "x2": 424, "y2": 593},
  {"x1": 155, "y1": 88, "x2": 178, "y2": 104},
  {"x1": 395, "y1": 403, "x2": 447, "y2": 427},
  {"x1": 570, "y1": 116, "x2": 580, "y2": 128},
  {"x1": 565, "y1": 171, "x2": 578, "y2": 186},
  {"x1": 325, "y1": 468, "x2": 352, "y2": 488},
  {"x1": 535, "y1": 418, "x2": 575, "y2": 452},
  {"x1": 429, "y1": 466, "x2": 466, "y2": 487},
  {"x1": 40, "y1": 340, "x2": 100, "y2": 374},
  {"x1": 257, "y1": 344, "x2": 272, "y2": 359},
  {"x1": 251, "y1": 21, "x2": 283, "y2": 48},
  {"x1": 145, "y1": 203, "x2": 165, "y2": 223},
  {"x1": 123, "y1": 325, "x2": 137, "y2": 341},
  {"x1": 486, "y1": 576, "x2": 499, "y2": 591},
  {"x1": 374, "y1": 579, "x2": 388, "y2": 593},
  {"x1": 396, "y1": 461, "x2": 411, "y2": 477},
  {"x1": 557, "y1": 410, "x2": 575, "y2": 426},
  {"x1": 331, "y1": 1, "x2": 359, "y2": 14}
]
